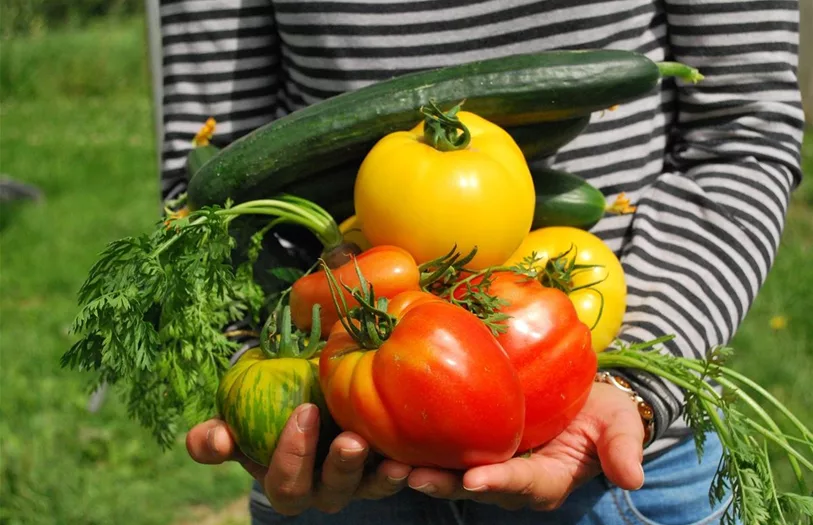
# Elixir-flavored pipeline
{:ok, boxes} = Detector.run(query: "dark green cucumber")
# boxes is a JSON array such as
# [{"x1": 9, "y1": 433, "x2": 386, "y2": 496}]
[
  {"x1": 281, "y1": 162, "x2": 357, "y2": 212},
  {"x1": 506, "y1": 116, "x2": 590, "y2": 161},
  {"x1": 530, "y1": 165, "x2": 607, "y2": 230},
  {"x1": 188, "y1": 51, "x2": 701, "y2": 209}
]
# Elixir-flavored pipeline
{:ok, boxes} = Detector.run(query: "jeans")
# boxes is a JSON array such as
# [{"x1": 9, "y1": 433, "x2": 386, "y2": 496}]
[{"x1": 249, "y1": 432, "x2": 734, "y2": 525}]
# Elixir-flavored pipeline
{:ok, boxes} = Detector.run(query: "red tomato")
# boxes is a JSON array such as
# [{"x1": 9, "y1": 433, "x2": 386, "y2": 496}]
[
  {"x1": 319, "y1": 290, "x2": 525, "y2": 469},
  {"x1": 290, "y1": 246, "x2": 422, "y2": 339},
  {"x1": 453, "y1": 271, "x2": 597, "y2": 453}
]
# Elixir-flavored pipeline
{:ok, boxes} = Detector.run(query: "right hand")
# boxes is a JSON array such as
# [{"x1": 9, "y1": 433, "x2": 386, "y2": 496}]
[{"x1": 186, "y1": 403, "x2": 413, "y2": 516}]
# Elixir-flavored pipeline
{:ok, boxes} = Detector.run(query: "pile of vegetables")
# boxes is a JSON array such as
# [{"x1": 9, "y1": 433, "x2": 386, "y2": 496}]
[{"x1": 62, "y1": 50, "x2": 812, "y2": 524}]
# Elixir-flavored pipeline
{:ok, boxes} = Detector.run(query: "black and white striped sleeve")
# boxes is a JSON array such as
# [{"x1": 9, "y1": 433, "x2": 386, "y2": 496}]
[
  {"x1": 159, "y1": 0, "x2": 282, "y2": 202},
  {"x1": 612, "y1": 0, "x2": 805, "y2": 445}
]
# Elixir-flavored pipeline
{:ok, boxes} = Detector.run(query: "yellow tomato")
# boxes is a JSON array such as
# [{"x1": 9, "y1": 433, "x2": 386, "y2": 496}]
[
  {"x1": 338, "y1": 214, "x2": 372, "y2": 251},
  {"x1": 354, "y1": 109, "x2": 535, "y2": 270},
  {"x1": 504, "y1": 227, "x2": 627, "y2": 353}
]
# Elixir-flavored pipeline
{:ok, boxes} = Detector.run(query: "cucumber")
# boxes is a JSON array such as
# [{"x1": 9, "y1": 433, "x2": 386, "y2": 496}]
[
  {"x1": 280, "y1": 116, "x2": 591, "y2": 205},
  {"x1": 530, "y1": 165, "x2": 607, "y2": 230},
  {"x1": 188, "y1": 51, "x2": 700, "y2": 209},
  {"x1": 506, "y1": 116, "x2": 590, "y2": 161}
]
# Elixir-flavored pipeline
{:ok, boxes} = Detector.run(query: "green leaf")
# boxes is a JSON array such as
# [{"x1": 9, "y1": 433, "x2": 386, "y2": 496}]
[
  {"x1": 779, "y1": 493, "x2": 813, "y2": 523},
  {"x1": 62, "y1": 207, "x2": 273, "y2": 448},
  {"x1": 269, "y1": 266, "x2": 305, "y2": 285}
]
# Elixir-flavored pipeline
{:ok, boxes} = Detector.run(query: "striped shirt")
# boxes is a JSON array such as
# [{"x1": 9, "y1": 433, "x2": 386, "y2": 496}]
[{"x1": 157, "y1": 0, "x2": 805, "y2": 462}]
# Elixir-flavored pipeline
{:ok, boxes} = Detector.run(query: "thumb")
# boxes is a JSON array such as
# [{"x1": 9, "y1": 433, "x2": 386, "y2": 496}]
[
  {"x1": 186, "y1": 418, "x2": 235, "y2": 465},
  {"x1": 595, "y1": 396, "x2": 645, "y2": 491}
]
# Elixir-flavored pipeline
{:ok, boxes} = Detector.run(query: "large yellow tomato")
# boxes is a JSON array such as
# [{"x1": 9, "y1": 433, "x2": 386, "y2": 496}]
[
  {"x1": 504, "y1": 227, "x2": 627, "y2": 353},
  {"x1": 354, "y1": 107, "x2": 535, "y2": 270}
]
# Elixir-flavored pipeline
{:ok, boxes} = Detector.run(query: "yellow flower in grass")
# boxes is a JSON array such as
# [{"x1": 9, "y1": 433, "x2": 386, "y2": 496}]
[{"x1": 769, "y1": 315, "x2": 788, "y2": 331}]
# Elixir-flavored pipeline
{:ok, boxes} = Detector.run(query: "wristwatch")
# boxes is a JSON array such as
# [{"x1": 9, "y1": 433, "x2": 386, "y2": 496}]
[{"x1": 595, "y1": 371, "x2": 656, "y2": 446}]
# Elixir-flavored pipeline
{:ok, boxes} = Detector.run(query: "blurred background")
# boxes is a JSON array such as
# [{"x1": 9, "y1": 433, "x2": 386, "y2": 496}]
[{"x1": 0, "y1": 2, "x2": 811, "y2": 525}]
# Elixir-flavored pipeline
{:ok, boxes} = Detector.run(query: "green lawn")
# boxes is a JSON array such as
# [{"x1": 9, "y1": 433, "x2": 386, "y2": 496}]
[
  {"x1": 1, "y1": 16, "x2": 811, "y2": 525},
  {"x1": 0, "y1": 18, "x2": 249, "y2": 525}
]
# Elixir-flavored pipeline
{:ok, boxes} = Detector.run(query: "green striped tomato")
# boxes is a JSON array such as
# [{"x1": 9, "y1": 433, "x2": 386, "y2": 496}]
[{"x1": 216, "y1": 348, "x2": 327, "y2": 466}]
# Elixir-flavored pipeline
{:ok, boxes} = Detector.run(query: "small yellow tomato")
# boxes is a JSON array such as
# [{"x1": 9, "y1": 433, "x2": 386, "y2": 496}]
[
  {"x1": 354, "y1": 107, "x2": 535, "y2": 270},
  {"x1": 338, "y1": 214, "x2": 372, "y2": 252},
  {"x1": 504, "y1": 227, "x2": 627, "y2": 353}
]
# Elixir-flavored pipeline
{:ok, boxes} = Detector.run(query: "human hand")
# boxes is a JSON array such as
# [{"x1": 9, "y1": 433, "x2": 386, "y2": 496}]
[
  {"x1": 186, "y1": 403, "x2": 413, "y2": 516},
  {"x1": 405, "y1": 382, "x2": 646, "y2": 511}
]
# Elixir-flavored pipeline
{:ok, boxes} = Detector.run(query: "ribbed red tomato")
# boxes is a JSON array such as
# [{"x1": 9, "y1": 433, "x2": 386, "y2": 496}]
[{"x1": 318, "y1": 290, "x2": 525, "y2": 469}]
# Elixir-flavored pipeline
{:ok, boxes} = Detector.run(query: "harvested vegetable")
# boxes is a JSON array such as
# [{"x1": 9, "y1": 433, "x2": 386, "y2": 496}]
[
  {"x1": 355, "y1": 101, "x2": 535, "y2": 269},
  {"x1": 290, "y1": 245, "x2": 422, "y2": 339},
  {"x1": 505, "y1": 227, "x2": 627, "y2": 352},
  {"x1": 217, "y1": 301, "x2": 331, "y2": 466},
  {"x1": 318, "y1": 270, "x2": 525, "y2": 469},
  {"x1": 528, "y1": 165, "x2": 608, "y2": 230},
  {"x1": 186, "y1": 51, "x2": 703, "y2": 210},
  {"x1": 445, "y1": 270, "x2": 596, "y2": 453},
  {"x1": 59, "y1": 52, "x2": 813, "y2": 525}
]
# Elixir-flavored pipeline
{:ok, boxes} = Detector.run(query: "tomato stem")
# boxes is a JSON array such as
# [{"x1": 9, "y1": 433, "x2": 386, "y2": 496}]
[
  {"x1": 508, "y1": 246, "x2": 608, "y2": 330},
  {"x1": 433, "y1": 265, "x2": 516, "y2": 336},
  {"x1": 418, "y1": 245, "x2": 479, "y2": 289},
  {"x1": 421, "y1": 99, "x2": 471, "y2": 152},
  {"x1": 259, "y1": 296, "x2": 324, "y2": 360},
  {"x1": 319, "y1": 258, "x2": 396, "y2": 350}
]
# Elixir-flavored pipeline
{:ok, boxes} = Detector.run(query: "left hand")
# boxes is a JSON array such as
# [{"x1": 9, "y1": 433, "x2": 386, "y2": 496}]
[{"x1": 406, "y1": 382, "x2": 647, "y2": 511}]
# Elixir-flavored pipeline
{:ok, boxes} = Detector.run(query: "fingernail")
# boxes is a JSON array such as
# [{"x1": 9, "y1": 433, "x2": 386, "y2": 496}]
[
  {"x1": 296, "y1": 405, "x2": 317, "y2": 432},
  {"x1": 464, "y1": 484, "x2": 488, "y2": 492},
  {"x1": 633, "y1": 464, "x2": 645, "y2": 490},
  {"x1": 206, "y1": 426, "x2": 223, "y2": 454},
  {"x1": 387, "y1": 475, "x2": 408, "y2": 485},
  {"x1": 411, "y1": 483, "x2": 437, "y2": 495},
  {"x1": 339, "y1": 445, "x2": 365, "y2": 461}
]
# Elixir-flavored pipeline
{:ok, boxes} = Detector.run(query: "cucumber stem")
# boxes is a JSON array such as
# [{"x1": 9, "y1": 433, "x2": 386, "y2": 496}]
[
  {"x1": 421, "y1": 99, "x2": 471, "y2": 151},
  {"x1": 657, "y1": 61, "x2": 705, "y2": 84}
]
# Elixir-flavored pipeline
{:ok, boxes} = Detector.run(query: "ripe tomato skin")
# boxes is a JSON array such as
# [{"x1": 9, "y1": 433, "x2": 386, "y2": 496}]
[
  {"x1": 319, "y1": 291, "x2": 525, "y2": 469},
  {"x1": 354, "y1": 111, "x2": 536, "y2": 270},
  {"x1": 459, "y1": 272, "x2": 597, "y2": 452},
  {"x1": 504, "y1": 227, "x2": 627, "y2": 352},
  {"x1": 216, "y1": 350, "x2": 327, "y2": 467},
  {"x1": 290, "y1": 246, "x2": 421, "y2": 339}
]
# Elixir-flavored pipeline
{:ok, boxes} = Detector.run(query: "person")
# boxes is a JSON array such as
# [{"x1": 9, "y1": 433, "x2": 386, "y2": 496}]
[{"x1": 157, "y1": 1, "x2": 805, "y2": 523}]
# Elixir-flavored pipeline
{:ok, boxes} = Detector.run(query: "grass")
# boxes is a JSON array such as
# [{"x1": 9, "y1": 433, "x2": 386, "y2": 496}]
[
  {"x1": 0, "y1": 15, "x2": 811, "y2": 525},
  {"x1": 0, "y1": 18, "x2": 250, "y2": 525}
]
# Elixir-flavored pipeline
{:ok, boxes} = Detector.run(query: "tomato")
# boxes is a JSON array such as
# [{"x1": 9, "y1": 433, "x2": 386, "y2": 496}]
[
  {"x1": 290, "y1": 245, "x2": 422, "y2": 339},
  {"x1": 216, "y1": 305, "x2": 339, "y2": 466},
  {"x1": 453, "y1": 271, "x2": 596, "y2": 452},
  {"x1": 338, "y1": 214, "x2": 372, "y2": 252},
  {"x1": 354, "y1": 105, "x2": 535, "y2": 270},
  {"x1": 319, "y1": 290, "x2": 525, "y2": 469},
  {"x1": 216, "y1": 349, "x2": 323, "y2": 466},
  {"x1": 504, "y1": 227, "x2": 627, "y2": 352}
]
